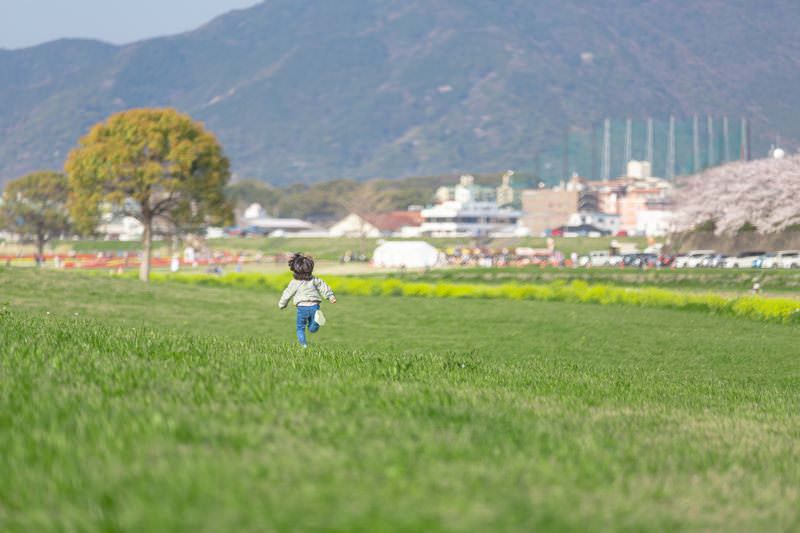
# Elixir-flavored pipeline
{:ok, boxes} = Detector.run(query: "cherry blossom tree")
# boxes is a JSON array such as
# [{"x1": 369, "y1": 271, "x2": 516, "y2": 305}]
[{"x1": 675, "y1": 155, "x2": 800, "y2": 234}]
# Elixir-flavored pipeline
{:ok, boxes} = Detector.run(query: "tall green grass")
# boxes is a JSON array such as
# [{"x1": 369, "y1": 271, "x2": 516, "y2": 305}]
[
  {"x1": 3, "y1": 305, "x2": 800, "y2": 531},
  {"x1": 134, "y1": 272, "x2": 800, "y2": 325}
]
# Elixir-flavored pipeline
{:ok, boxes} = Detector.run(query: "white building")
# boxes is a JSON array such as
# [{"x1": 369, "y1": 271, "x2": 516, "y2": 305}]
[
  {"x1": 435, "y1": 175, "x2": 496, "y2": 204},
  {"x1": 97, "y1": 216, "x2": 144, "y2": 241},
  {"x1": 636, "y1": 210, "x2": 674, "y2": 237},
  {"x1": 567, "y1": 212, "x2": 621, "y2": 235},
  {"x1": 329, "y1": 213, "x2": 382, "y2": 238},
  {"x1": 243, "y1": 203, "x2": 267, "y2": 220},
  {"x1": 420, "y1": 201, "x2": 521, "y2": 237},
  {"x1": 246, "y1": 217, "x2": 313, "y2": 234},
  {"x1": 372, "y1": 241, "x2": 441, "y2": 268},
  {"x1": 626, "y1": 160, "x2": 653, "y2": 179},
  {"x1": 241, "y1": 202, "x2": 313, "y2": 235}
]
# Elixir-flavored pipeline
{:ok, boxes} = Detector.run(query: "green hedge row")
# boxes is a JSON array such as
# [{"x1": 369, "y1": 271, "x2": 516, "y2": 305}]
[{"x1": 136, "y1": 272, "x2": 800, "y2": 325}]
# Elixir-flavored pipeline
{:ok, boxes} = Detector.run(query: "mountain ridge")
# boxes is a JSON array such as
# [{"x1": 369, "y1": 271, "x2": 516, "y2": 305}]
[{"x1": 2, "y1": 0, "x2": 799, "y2": 185}]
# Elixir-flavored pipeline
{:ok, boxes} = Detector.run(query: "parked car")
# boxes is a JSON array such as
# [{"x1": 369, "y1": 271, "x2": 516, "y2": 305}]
[
  {"x1": 580, "y1": 250, "x2": 617, "y2": 267},
  {"x1": 723, "y1": 251, "x2": 766, "y2": 269},
  {"x1": 658, "y1": 254, "x2": 676, "y2": 267},
  {"x1": 762, "y1": 250, "x2": 800, "y2": 269},
  {"x1": 754, "y1": 253, "x2": 774, "y2": 269},
  {"x1": 556, "y1": 224, "x2": 611, "y2": 238},
  {"x1": 699, "y1": 253, "x2": 728, "y2": 268},
  {"x1": 675, "y1": 250, "x2": 716, "y2": 268}
]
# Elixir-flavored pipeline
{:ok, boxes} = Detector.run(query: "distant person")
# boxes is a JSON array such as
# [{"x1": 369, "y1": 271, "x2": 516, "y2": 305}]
[{"x1": 278, "y1": 253, "x2": 336, "y2": 348}]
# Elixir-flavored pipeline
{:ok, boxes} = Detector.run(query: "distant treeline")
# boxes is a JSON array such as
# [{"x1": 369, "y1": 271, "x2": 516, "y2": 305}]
[{"x1": 226, "y1": 171, "x2": 538, "y2": 222}]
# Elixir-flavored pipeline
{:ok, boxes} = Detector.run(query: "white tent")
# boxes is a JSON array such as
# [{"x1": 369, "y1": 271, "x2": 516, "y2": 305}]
[{"x1": 372, "y1": 241, "x2": 440, "y2": 268}]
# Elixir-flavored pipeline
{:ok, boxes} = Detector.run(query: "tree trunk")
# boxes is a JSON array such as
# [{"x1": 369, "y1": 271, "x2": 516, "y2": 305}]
[
  {"x1": 36, "y1": 234, "x2": 45, "y2": 268},
  {"x1": 139, "y1": 220, "x2": 152, "y2": 282}
]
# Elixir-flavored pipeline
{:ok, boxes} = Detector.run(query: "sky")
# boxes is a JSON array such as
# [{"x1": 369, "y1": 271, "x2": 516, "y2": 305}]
[{"x1": 0, "y1": 0, "x2": 261, "y2": 49}]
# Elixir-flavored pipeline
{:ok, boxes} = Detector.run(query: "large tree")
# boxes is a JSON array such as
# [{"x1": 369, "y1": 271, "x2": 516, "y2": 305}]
[
  {"x1": 0, "y1": 171, "x2": 70, "y2": 263},
  {"x1": 66, "y1": 108, "x2": 233, "y2": 281},
  {"x1": 675, "y1": 155, "x2": 800, "y2": 234}
]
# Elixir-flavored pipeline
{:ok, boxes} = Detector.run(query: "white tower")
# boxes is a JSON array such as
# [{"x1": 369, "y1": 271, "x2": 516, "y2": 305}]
[
  {"x1": 646, "y1": 117, "x2": 654, "y2": 163},
  {"x1": 601, "y1": 118, "x2": 611, "y2": 181},
  {"x1": 707, "y1": 115, "x2": 715, "y2": 167},
  {"x1": 692, "y1": 115, "x2": 700, "y2": 172},
  {"x1": 722, "y1": 116, "x2": 731, "y2": 163},
  {"x1": 666, "y1": 115, "x2": 676, "y2": 180},
  {"x1": 740, "y1": 117, "x2": 749, "y2": 160},
  {"x1": 624, "y1": 118, "x2": 632, "y2": 168}
]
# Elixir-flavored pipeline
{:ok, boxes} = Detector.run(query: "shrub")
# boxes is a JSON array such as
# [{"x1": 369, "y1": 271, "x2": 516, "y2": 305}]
[{"x1": 131, "y1": 272, "x2": 800, "y2": 325}]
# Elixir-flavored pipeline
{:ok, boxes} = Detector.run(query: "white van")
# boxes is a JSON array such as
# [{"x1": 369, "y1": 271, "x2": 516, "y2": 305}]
[{"x1": 675, "y1": 250, "x2": 715, "y2": 268}]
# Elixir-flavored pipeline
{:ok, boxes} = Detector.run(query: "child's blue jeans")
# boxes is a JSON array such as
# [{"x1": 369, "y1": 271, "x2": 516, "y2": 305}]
[{"x1": 295, "y1": 304, "x2": 320, "y2": 346}]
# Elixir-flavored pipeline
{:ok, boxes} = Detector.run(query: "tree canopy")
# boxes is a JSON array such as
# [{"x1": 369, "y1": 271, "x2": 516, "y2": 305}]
[
  {"x1": 0, "y1": 171, "x2": 70, "y2": 261},
  {"x1": 675, "y1": 155, "x2": 800, "y2": 234},
  {"x1": 66, "y1": 108, "x2": 233, "y2": 281}
]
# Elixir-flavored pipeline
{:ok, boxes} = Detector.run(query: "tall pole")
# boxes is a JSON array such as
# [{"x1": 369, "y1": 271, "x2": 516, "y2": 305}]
[
  {"x1": 746, "y1": 118, "x2": 752, "y2": 161},
  {"x1": 693, "y1": 115, "x2": 701, "y2": 172},
  {"x1": 624, "y1": 117, "x2": 632, "y2": 168},
  {"x1": 602, "y1": 118, "x2": 611, "y2": 181},
  {"x1": 646, "y1": 117, "x2": 654, "y2": 164},
  {"x1": 707, "y1": 115, "x2": 715, "y2": 167},
  {"x1": 666, "y1": 115, "x2": 676, "y2": 180},
  {"x1": 589, "y1": 123, "x2": 597, "y2": 181},
  {"x1": 722, "y1": 116, "x2": 730, "y2": 163},
  {"x1": 740, "y1": 118, "x2": 746, "y2": 160}
]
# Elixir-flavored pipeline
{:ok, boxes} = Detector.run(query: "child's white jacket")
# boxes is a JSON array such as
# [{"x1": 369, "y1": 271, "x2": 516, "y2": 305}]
[{"x1": 278, "y1": 278, "x2": 336, "y2": 308}]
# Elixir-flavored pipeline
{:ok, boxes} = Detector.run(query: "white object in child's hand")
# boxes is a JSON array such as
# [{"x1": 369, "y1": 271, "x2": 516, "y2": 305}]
[{"x1": 314, "y1": 309, "x2": 327, "y2": 326}]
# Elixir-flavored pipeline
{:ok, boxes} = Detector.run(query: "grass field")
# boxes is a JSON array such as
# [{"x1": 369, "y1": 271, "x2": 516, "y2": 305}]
[{"x1": 2, "y1": 268, "x2": 799, "y2": 531}]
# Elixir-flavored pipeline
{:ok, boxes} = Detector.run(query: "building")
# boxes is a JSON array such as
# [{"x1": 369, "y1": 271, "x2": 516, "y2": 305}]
[
  {"x1": 535, "y1": 161, "x2": 676, "y2": 235},
  {"x1": 496, "y1": 170, "x2": 516, "y2": 206},
  {"x1": 96, "y1": 216, "x2": 145, "y2": 241},
  {"x1": 435, "y1": 175, "x2": 496, "y2": 204},
  {"x1": 329, "y1": 211, "x2": 423, "y2": 238},
  {"x1": 372, "y1": 241, "x2": 441, "y2": 268},
  {"x1": 521, "y1": 189, "x2": 578, "y2": 235},
  {"x1": 420, "y1": 201, "x2": 521, "y2": 237},
  {"x1": 240, "y1": 202, "x2": 313, "y2": 235},
  {"x1": 567, "y1": 212, "x2": 621, "y2": 235},
  {"x1": 636, "y1": 209, "x2": 674, "y2": 237}
]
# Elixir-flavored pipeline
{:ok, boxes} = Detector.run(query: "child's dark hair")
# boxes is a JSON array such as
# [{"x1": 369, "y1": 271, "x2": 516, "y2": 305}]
[{"x1": 288, "y1": 253, "x2": 314, "y2": 280}]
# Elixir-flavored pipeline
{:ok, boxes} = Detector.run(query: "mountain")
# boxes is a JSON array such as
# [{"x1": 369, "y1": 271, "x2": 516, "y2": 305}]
[{"x1": 2, "y1": 0, "x2": 800, "y2": 185}]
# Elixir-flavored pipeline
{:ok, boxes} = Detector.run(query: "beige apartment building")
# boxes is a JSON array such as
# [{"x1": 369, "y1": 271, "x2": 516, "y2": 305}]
[{"x1": 521, "y1": 189, "x2": 580, "y2": 235}]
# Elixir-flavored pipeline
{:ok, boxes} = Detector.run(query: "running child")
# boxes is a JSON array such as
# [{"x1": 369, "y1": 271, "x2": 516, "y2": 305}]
[{"x1": 278, "y1": 253, "x2": 336, "y2": 348}]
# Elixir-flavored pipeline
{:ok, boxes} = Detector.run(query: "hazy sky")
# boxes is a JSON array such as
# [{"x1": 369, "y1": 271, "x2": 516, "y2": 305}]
[{"x1": 0, "y1": 0, "x2": 261, "y2": 49}]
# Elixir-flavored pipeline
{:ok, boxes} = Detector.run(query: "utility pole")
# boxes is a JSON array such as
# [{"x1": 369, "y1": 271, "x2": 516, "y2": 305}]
[
  {"x1": 666, "y1": 115, "x2": 676, "y2": 180},
  {"x1": 624, "y1": 117, "x2": 632, "y2": 168},
  {"x1": 589, "y1": 123, "x2": 597, "y2": 181},
  {"x1": 740, "y1": 117, "x2": 751, "y2": 161},
  {"x1": 707, "y1": 115, "x2": 715, "y2": 167},
  {"x1": 602, "y1": 118, "x2": 611, "y2": 181},
  {"x1": 693, "y1": 115, "x2": 701, "y2": 172},
  {"x1": 722, "y1": 116, "x2": 730, "y2": 163}
]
